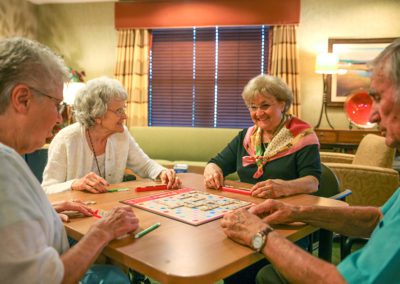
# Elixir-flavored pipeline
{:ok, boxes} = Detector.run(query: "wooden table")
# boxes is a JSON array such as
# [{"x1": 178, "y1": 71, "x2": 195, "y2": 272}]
[{"x1": 48, "y1": 173, "x2": 346, "y2": 284}]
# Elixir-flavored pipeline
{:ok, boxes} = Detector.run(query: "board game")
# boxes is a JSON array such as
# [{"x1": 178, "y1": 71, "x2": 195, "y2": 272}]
[{"x1": 121, "y1": 188, "x2": 252, "y2": 226}]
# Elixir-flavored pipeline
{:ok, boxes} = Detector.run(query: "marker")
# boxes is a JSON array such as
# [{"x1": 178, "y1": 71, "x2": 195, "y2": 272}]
[
  {"x1": 107, "y1": 187, "x2": 130, "y2": 193},
  {"x1": 220, "y1": 186, "x2": 251, "y2": 196},
  {"x1": 135, "y1": 185, "x2": 168, "y2": 192},
  {"x1": 92, "y1": 209, "x2": 102, "y2": 218},
  {"x1": 134, "y1": 222, "x2": 161, "y2": 239}
]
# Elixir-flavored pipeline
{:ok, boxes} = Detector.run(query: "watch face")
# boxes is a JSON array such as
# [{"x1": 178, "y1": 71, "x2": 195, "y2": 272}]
[{"x1": 252, "y1": 233, "x2": 264, "y2": 250}]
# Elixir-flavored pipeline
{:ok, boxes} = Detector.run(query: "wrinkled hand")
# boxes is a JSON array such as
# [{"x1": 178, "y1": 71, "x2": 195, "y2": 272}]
[
  {"x1": 203, "y1": 163, "x2": 224, "y2": 189},
  {"x1": 52, "y1": 200, "x2": 95, "y2": 222},
  {"x1": 71, "y1": 172, "x2": 109, "y2": 193},
  {"x1": 248, "y1": 199, "x2": 299, "y2": 225},
  {"x1": 159, "y1": 169, "x2": 182, "y2": 189},
  {"x1": 91, "y1": 206, "x2": 140, "y2": 242},
  {"x1": 251, "y1": 179, "x2": 289, "y2": 199},
  {"x1": 220, "y1": 208, "x2": 269, "y2": 247}
]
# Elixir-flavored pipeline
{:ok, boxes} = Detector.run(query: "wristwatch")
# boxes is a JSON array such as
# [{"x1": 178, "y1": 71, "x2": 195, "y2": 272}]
[{"x1": 251, "y1": 227, "x2": 274, "y2": 252}]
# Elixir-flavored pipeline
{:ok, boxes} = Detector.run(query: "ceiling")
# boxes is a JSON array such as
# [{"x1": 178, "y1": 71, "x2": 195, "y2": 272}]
[
  {"x1": 28, "y1": 0, "x2": 116, "y2": 4},
  {"x1": 27, "y1": 0, "x2": 172, "y2": 3}
]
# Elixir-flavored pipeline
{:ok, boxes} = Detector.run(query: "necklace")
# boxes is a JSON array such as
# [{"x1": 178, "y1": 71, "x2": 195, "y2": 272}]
[{"x1": 87, "y1": 129, "x2": 105, "y2": 178}]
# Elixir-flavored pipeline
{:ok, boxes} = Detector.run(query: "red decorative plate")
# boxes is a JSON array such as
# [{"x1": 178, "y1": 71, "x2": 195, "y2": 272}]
[{"x1": 344, "y1": 89, "x2": 376, "y2": 128}]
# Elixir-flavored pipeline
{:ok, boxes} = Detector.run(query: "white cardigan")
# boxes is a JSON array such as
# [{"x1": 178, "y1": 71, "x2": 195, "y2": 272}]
[{"x1": 42, "y1": 123, "x2": 165, "y2": 194}]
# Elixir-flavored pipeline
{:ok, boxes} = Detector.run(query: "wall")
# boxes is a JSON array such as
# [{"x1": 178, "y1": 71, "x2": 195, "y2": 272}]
[
  {"x1": 299, "y1": 0, "x2": 400, "y2": 128},
  {"x1": 0, "y1": 0, "x2": 37, "y2": 39},
  {"x1": 37, "y1": 2, "x2": 116, "y2": 79},
  {"x1": 3, "y1": 0, "x2": 400, "y2": 129}
]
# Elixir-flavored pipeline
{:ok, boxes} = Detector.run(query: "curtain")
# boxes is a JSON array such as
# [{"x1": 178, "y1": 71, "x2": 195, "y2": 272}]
[
  {"x1": 115, "y1": 29, "x2": 150, "y2": 127},
  {"x1": 268, "y1": 25, "x2": 301, "y2": 117}
]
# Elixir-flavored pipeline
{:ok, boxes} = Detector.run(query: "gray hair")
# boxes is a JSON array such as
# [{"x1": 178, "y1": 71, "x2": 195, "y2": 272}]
[
  {"x1": 241, "y1": 74, "x2": 293, "y2": 113},
  {"x1": 370, "y1": 38, "x2": 400, "y2": 102},
  {"x1": 74, "y1": 76, "x2": 128, "y2": 128},
  {"x1": 0, "y1": 37, "x2": 68, "y2": 114}
]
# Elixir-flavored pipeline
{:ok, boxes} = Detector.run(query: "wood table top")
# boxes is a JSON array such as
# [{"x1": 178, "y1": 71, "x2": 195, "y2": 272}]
[{"x1": 47, "y1": 173, "x2": 347, "y2": 284}]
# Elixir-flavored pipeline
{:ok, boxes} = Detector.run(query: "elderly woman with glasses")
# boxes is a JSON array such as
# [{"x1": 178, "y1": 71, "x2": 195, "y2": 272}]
[
  {"x1": 42, "y1": 76, "x2": 181, "y2": 194},
  {"x1": 204, "y1": 74, "x2": 321, "y2": 199}
]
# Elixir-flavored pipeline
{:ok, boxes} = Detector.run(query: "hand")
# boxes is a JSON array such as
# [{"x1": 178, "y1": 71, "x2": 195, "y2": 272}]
[
  {"x1": 203, "y1": 163, "x2": 224, "y2": 189},
  {"x1": 52, "y1": 200, "x2": 95, "y2": 222},
  {"x1": 220, "y1": 208, "x2": 269, "y2": 247},
  {"x1": 159, "y1": 169, "x2": 182, "y2": 189},
  {"x1": 71, "y1": 172, "x2": 109, "y2": 193},
  {"x1": 248, "y1": 199, "x2": 300, "y2": 225},
  {"x1": 251, "y1": 179, "x2": 289, "y2": 199},
  {"x1": 90, "y1": 206, "x2": 140, "y2": 242}
]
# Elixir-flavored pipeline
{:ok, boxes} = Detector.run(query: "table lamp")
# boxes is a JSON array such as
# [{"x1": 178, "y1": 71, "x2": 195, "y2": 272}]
[
  {"x1": 314, "y1": 53, "x2": 338, "y2": 129},
  {"x1": 63, "y1": 81, "x2": 85, "y2": 124}
]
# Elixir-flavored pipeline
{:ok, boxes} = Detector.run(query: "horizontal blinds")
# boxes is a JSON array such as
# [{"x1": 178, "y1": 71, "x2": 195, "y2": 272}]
[
  {"x1": 149, "y1": 26, "x2": 269, "y2": 128},
  {"x1": 194, "y1": 28, "x2": 215, "y2": 127},
  {"x1": 150, "y1": 29, "x2": 193, "y2": 126},
  {"x1": 217, "y1": 26, "x2": 267, "y2": 128}
]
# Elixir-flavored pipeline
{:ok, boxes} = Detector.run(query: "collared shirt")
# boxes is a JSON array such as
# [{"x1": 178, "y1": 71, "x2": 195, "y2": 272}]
[{"x1": 338, "y1": 188, "x2": 400, "y2": 283}]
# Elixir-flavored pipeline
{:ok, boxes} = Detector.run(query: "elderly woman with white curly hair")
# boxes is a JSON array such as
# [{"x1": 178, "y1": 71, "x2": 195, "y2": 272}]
[{"x1": 42, "y1": 76, "x2": 181, "y2": 194}]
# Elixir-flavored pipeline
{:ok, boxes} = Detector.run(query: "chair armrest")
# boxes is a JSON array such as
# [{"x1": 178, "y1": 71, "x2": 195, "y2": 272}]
[
  {"x1": 330, "y1": 189, "x2": 352, "y2": 200},
  {"x1": 320, "y1": 152, "x2": 354, "y2": 164},
  {"x1": 324, "y1": 162, "x2": 399, "y2": 206}
]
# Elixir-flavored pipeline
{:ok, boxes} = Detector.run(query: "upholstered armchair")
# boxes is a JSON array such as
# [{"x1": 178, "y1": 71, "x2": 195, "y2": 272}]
[{"x1": 320, "y1": 134, "x2": 399, "y2": 207}]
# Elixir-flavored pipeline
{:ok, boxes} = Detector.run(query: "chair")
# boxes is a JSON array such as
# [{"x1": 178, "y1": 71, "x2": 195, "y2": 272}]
[
  {"x1": 320, "y1": 134, "x2": 399, "y2": 207},
  {"x1": 308, "y1": 163, "x2": 352, "y2": 261}
]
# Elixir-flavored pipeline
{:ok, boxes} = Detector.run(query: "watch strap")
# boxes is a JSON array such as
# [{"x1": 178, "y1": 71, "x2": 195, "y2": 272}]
[{"x1": 256, "y1": 226, "x2": 274, "y2": 252}]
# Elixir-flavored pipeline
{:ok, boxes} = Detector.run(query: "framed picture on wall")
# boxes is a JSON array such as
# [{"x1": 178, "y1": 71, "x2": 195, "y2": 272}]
[{"x1": 327, "y1": 37, "x2": 396, "y2": 107}]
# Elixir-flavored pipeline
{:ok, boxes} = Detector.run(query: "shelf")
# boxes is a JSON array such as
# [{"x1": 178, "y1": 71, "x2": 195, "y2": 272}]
[{"x1": 315, "y1": 129, "x2": 381, "y2": 152}]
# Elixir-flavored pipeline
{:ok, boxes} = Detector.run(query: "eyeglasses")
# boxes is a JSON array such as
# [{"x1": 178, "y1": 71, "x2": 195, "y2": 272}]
[
  {"x1": 28, "y1": 86, "x2": 65, "y2": 114},
  {"x1": 248, "y1": 103, "x2": 271, "y2": 112},
  {"x1": 108, "y1": 106, "x2": 127, "y2": 117}
]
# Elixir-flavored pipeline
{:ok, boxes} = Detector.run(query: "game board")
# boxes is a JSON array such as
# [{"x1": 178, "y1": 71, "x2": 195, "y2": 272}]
[{"x1": 121, "y1": 188, "x2": 252, "y2": 226}]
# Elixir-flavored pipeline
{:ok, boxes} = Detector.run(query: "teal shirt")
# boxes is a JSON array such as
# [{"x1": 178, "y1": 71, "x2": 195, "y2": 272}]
[{"x1": 338, "y1": 188, "x2": 400, "y2": 283}]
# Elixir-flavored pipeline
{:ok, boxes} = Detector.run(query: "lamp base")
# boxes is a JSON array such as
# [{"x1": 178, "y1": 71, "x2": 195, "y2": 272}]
[{"x1": 315, "y1": 93, "x2": 334, "y2": 130}]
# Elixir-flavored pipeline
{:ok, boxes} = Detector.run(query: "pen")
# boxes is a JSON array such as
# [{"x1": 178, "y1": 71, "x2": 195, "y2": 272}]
[
  {"x1": 134, "y1": 222, "x2": 161, "y2": 239},
  {"x1": 107, "y1": 187, "x2": 130, "y2": 193}
]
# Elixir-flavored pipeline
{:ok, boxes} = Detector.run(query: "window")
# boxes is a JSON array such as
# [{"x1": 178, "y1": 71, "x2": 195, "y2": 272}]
[{"x1": 149, "y1": 26, "x2": 269, "y2": 128}]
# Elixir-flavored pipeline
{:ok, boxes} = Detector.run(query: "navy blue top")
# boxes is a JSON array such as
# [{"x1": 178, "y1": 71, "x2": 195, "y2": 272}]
[{"x1": 209, "y1": 128, "x2": 321, "y2": 184}]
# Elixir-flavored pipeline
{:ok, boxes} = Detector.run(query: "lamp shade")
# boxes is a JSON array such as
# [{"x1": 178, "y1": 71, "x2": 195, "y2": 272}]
[
  {"x1": 315, "y1": 53, "x2": 339, "y2": 74},
  {"x1": 63, "y1": 82, "x2": 85, "y2": 105}
]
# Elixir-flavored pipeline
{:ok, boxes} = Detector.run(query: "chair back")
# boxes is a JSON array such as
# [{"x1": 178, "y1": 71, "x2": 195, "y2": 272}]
[
  {"x1": 352, "y1": 134, "x2": 395, "y2": 168},
  {"x1": 315, "y1": 163, "x2": 341, "y2": 198}
]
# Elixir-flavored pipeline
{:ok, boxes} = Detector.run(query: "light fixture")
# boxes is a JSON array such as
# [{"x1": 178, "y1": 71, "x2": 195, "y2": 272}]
[
  {"x1": 63, "y1": 82, "x2": 85, "y2": 106},
  {"x1": 314, "y1": 53, "x2": 339, "y2": 129},
  {"x1": 63, "y1": 81, "x2": 85, "y2": 125}
]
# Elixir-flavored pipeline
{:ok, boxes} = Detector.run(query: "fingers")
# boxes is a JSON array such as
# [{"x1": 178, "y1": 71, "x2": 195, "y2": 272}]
[
  {"x1": 204, "y1": 164, "x2": 224, "y2": 189},
  {"x1": 98, "y1": 206, "x2": 140, "y2": 240},
  {"x1": 251, "y1": 180, "x2": 277, "y2": 199},
  {"x1": 161, "y1": 169, "x2": 181, "y2": 189},
  {"x1": 58, "y1": 213, "x2": 69, "y2": 223},
  {"x1": 69, "y1": 202, "x2": 95, "y2": 216},
  {"x1": 171, "y1": 177, "x2": 182, "y2": 189},
  {"x1": 220, "y1": 209, "x2": 266, "y2": 247},
  {"x1": 74, "y1": 172, "x2": 108, "y2": 193},
  {"x1": 53, "y1": 200, "x2": 95, "y2": 216}
]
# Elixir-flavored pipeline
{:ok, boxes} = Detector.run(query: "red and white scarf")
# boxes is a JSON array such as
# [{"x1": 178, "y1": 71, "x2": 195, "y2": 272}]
[{"x1": 242, "y1": 116, "x2": 320, "y2": 179}]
